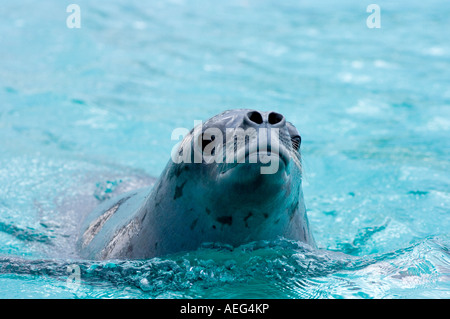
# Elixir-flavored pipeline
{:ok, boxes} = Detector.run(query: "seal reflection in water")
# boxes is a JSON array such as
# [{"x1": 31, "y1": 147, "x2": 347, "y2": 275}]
[{"x1": 77, "y1": 109, "x2": 315, "y2": 260}]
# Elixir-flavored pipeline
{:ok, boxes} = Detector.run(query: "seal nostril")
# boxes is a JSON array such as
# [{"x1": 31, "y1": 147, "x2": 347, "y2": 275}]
[
  {"x1": 247, "y1": 111, "x2": 263, "y2": 125},
  {"x1": 268, "y1": 112, "x2": 284, "y2": 125}
]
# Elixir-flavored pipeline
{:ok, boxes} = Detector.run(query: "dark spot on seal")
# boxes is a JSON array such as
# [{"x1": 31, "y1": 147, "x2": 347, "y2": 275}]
[
  {"x1": 140, "y1": 206, "x2": 151, "y2": 223},
  {"x1": 212, "y1": 225, "x2": 216, "y2": 230},
  {"x1": 263, "y1": 213, "x2": 268, "y2": 219},
  {"x1": 289, "y1": 200, "x2": 299, "y2": 221},
  {"x1": 155, "y1": 242, "x2": 158, "y2": 250},
  {"x1": 190, "y1": 218, "x2": 198, "y2": 230},
  {"x1": 174, "y1": 165, "x2": 190, "y2": 178},
  {"x1": 289, "y1": 211, "x2": 296, "y2": 221},
  {"x1": 155, "y1": 182, "x2": 163, "y2": 196},
  {"x1": 216, "y1": 216, "x2": 232, "y2": 226},
  {"x1": 174, "y1": 180, "x2": 187, "y2": 200},
  {"x1": 243, "y1": 212, "x2": 253, "y2": 228},
  {"x1": 127, "y1": 243, "x2": 134, "y2": 254}
]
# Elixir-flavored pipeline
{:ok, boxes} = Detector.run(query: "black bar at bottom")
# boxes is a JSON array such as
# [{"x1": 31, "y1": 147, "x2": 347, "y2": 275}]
[{"x1": 0, "y1": 298, "x2": 439, "y2": 317}]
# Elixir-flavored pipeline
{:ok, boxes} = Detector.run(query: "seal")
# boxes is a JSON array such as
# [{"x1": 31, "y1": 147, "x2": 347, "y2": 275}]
[{"x1": 77, "y1": 109, "x2": 315, "y2": 260}]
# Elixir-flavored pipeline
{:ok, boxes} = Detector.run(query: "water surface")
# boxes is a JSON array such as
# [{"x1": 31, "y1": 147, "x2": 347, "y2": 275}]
[{"x1": 0, "y1": 0, "x2": 449, "y2": 298}]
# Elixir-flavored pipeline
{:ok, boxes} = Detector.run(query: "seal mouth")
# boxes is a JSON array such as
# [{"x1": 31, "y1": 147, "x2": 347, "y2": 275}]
[
  {"x1": 219, "y1": 144, "x2": 290, "y2": 176},
  {"x1": 240, "y1": 146, "x2": 290, "y2": 166}
]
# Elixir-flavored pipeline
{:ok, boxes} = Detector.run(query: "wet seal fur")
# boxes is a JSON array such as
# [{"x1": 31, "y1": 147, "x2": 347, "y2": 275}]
[{"x1": 77, "y1": 109, "x2": 315, "y2": 259}]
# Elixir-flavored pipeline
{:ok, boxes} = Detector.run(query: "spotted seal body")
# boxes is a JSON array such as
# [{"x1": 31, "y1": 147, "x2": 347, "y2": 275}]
[{"x1": 77, "y1": 109, "x2": 315, "y2": 260}]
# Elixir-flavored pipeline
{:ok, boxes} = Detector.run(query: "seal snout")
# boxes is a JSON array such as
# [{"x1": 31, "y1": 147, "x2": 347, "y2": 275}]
[
  {"x1": 244, "y1": 110, "x2": 286, "y2": 128},
  {"x1": 241, "y1": 110, "x2": 290, "y2": 167}
]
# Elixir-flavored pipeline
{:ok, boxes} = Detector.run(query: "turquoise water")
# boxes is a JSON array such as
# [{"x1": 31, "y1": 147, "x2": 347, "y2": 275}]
[{"x1": 1, "y1": 0, "x2": 449, "y2": 298}]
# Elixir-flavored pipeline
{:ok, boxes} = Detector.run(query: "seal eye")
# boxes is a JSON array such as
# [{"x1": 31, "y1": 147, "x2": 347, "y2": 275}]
[{"x1": 291, "y1": 135, "x2": 301, "y2": 151}]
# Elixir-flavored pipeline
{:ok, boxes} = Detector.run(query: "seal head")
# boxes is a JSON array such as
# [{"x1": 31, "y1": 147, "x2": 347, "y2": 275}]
[{"x1": 77, "y1": 109, "x2": 315, "y2": 259}]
